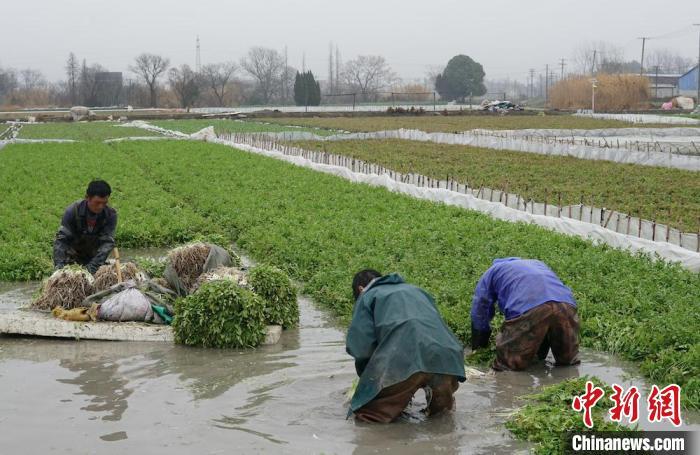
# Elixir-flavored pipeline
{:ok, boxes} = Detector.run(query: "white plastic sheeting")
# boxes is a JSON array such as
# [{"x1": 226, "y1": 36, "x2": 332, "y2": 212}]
[
  {"x1": 253, "y1": 129, "x2": 700, "y2": 170},
  {"x1": 192, "y1": 104, "x2": 476, "y2": 114},
  {"x1": 477, "y1": 127, "x2": 700, "y2": 138},
  {"x1": 118, "y1": 121, "x2": 217, "y2": 141},
  {"x1": 574, "y1": 111, "x2": 700, "y2": 125},
  {"x1": 212, "y1": 136, "x2": 700, "y2": 272}
]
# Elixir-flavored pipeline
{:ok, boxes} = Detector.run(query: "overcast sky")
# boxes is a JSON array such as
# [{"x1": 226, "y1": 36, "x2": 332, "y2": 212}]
[{"x1": 2, "y1": 0, "x2": 698, "y2": 83}]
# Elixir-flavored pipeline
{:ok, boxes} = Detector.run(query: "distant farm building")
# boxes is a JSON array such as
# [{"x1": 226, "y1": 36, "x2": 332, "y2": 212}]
[{"x1": 678, "y1": 65, "x2": 699, "y2": 98}]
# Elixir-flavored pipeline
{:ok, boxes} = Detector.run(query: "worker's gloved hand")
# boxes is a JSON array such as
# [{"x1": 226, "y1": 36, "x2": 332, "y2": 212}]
[
  {"x1": 471, "y1": 326, "x2": 492, "y2": 351},
  {"x1": 86, "y1": 263, "x2": 98, "y2": 275}
]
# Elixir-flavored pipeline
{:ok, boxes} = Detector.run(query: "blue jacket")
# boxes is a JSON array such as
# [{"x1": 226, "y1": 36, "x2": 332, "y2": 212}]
[{"x1": 471, "y1": 258, "x2": 576, "y2": 333}]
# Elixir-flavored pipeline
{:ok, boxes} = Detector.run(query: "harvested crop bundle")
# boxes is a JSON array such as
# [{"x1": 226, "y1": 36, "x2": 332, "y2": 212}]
[
  {"x1": 173, "y1": 280, "x2": 266, "y2": 348},
  {"x1": 168, "y1": 243, "x2": 211, "y2": 290},
  {"x1": 248, "y1": 265, "x2": 298, "y2": 328},
  {"x1": 164, "y1": 243, "x2": 234, "y2": 296},
  {"x1": 33, "y1": 265, "x2": 95, "y2": 310},
  {"x1": 192, "y1": 266, "x2": 247, "y2": 292},
  {"x1": 93, "y1": 262, "x2": 147, "y2": 291},
  {"x1": 133, "y1": 256, "x2": 167, "y2": 278}
]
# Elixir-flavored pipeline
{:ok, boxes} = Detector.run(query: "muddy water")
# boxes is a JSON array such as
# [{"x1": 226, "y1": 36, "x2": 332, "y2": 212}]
[{"x1": 0, "y1": 253, "x2": 697, "y2": 454}]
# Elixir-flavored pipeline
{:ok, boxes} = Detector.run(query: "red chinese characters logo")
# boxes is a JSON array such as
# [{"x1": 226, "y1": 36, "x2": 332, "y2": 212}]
[
  {"x1": 647, "y1": 384, "x2": 682, "y2": 427},
  {"x1": 572, "y1": 382, "x2": 683, "y2": 428},
  {"x1": 609, "y1": 384, "x2": 640, "y2": 423},
  {"x1": 572, "y1": 380, "x2": 605, "y2": 428}
]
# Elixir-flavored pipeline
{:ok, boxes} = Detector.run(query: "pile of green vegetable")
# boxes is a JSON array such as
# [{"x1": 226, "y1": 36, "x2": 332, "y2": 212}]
[
  {"x1": 506, "y1": 377, "x2": 632, "y2": 454},
  {"x1": 173, "y1": 280, "x2": 267, "y2": 348},
  {"x1": 249, "y1": 264, "x2": 299, "y2": 328}
]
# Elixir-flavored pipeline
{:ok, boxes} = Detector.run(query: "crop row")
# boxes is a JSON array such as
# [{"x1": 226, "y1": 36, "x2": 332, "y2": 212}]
[
  {"x1": 285, "y1": 139, "x2": 700, "y2": 231},
  {"x1": 256, "y1": 114, "x2": 682, "y2": 133},
  {"x1": 147, "y1": 119, "x2": 335, "y2": 136},
  {"x1": 16, "y1": 122, "x2": 162, "y2": 141}
]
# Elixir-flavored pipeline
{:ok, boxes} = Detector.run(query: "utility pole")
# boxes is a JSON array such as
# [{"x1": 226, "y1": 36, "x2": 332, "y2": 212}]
[
  {"x1": 654, "y1": 65, "x2": 660, "y2": 99},
  {"x1": 695, "y1": 24, "x2": 700, "y2": 105},
  {"x1": 529, "y1": 68, "x2": 535, "y2": 98},
  {"x1": 591, "y1": 50, "x2": 597, "y2": 75},
  {"x1": 545, "y1": 64, "x2": 549, "y2": 106},
  {"x1": 302, "y1": 52, "x2": 306, "y2": 73},
  {"x1": 559, "y1": 58, "x2": 566, "y2": 80},
  {"x1": 195, "y1": 35, "x2": 201, "y2": 73},
  {"x1": 283, "y1": 45, "x2": 288, "y2": 103},
  {"x1": 335, "y1": 44, "x2": 341, "y2": 96},
  {"x1": 638, "y1": 37, "x2": 650, "y2": 77},
  {"x1": 328, "y1": 42, "x2": 334, "y2": 96}
]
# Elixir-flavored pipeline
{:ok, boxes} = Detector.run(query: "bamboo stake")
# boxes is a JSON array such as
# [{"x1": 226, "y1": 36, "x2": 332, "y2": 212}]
[{"x1": 113, "y1": 247, "x2": 123, "y2": 284}]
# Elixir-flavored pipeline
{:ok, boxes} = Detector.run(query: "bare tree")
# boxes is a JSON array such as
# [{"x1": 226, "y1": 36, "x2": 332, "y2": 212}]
[
  {"x1": 79, "y1": 60, "x2": 106, "y2": 106},
  {"x1": 341, "y1": 55, "x2": 396, "y2": 101},
  {"x1": 201, "y1": 62, "x2": 237, "y2": 106},
  {"x1": 572, "y1": 41, "x2": 625, "y2": 75},
  {"x1": 129, "y1": 53, "x2": 170, "y2": 107},
  {"x1": 65, "y1": 53, "x2": 79, "y2": 105},
  {"x1": 0, "y1": 66, "x2": 18, "y2": 104},
  {"x1": 645, "y1": 48, "x2": 694, "y2": 74},
  {"x1": 240, "y1": 47, "x2": 285, "y2": 105},
  {"x1": 168, "y1": 64, "x2": 201, "y2": 110},
  {"x1": 20, "y1": 69, "x2": 46, "y2": 91}
]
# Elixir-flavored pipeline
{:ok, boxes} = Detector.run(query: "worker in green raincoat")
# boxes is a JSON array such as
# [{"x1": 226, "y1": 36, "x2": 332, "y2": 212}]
[{"x1": 346, "y1": 270, "x2": 466, "y2": 423}]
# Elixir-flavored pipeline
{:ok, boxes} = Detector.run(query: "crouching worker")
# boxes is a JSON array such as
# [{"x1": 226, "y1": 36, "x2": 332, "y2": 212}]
[
  {"x1": 346, "y1": 270, "x2": 466, "y2": 423},
  {"x1": 470, "y1": 258, "x2": 580, "y2": 371},
  {"x1": 53, "y1": 180, "x2": 117, "y2": 275}
]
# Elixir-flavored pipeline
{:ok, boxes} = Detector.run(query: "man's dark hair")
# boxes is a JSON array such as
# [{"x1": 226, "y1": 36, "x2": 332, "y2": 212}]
[
  {"x1": 352, "y1": 269, "x2": 382, "y2": 300},
  {"x1": 86, "y1": 180, "x2": 112, "y2": 198}
]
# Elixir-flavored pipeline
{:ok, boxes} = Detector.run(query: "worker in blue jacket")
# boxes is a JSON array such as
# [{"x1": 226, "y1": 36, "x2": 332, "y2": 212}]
[{"x1": 470, "y1": 258, "x2": 580, "y2": 371}]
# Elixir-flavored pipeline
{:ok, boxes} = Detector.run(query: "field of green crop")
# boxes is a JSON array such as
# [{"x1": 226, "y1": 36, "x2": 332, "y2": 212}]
[
  {"x1": 286, "y1": 139, "x2": 700, "y2": 231},
  {"x1": 1, "y1": 139, "x2": 698, "y2": 408},
  {"x1": 148, "y1": 119, "x2": 336, "y2": 135},
  {"x1": 0, "y1": 142, "x2": 216, "y2": 280},
  {"x1": 256, "y1": 114, "x2": 680, "y2": 132},
  {"x1": 17, "y1": 122, "x2": 162, "y2": 141}
]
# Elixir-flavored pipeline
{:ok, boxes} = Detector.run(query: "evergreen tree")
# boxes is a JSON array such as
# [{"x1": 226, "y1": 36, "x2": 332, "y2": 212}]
[{"x1": 294, "y1": 71, "x2": 321, "y2": 106}]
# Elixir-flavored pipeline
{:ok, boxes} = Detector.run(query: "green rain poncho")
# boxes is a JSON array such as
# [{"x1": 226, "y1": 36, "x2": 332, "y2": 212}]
[{"x1": 346, "y1": 274, "x2": 466, "y2": 413}]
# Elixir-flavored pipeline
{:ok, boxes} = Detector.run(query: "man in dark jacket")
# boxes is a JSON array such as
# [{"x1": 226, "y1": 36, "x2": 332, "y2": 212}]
[
  {"x1": 470, "y1": 257, "x2": 580, "y2": 371},
  {"x1": 53, "y1": 180, "x2": 117, "y2": 274},
  {"x1": 346, "y1": 269, "x2": 466, "y2": 423}
]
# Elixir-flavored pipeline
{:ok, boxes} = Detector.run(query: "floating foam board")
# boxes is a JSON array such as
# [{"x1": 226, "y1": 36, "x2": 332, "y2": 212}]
[{"x1": 0, "y1": 309, "x2": 282, "y2": 345}]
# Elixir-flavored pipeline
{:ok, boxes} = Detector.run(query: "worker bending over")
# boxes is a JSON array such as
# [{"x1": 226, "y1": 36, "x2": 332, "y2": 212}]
[
  {"x1": 53, "y1": 180, "x2": 117, "y2": 274},
  {"x1": 470, "y1": 257, "x2": 580, "y2": 371},
  {"x1": 346, "y1": 270, "x2": 466, "y2": 423}
]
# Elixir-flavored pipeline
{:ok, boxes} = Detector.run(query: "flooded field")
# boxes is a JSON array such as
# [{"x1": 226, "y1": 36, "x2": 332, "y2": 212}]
[{"x1": 1, "y1": 277, "x2": 697, "y2": 454}]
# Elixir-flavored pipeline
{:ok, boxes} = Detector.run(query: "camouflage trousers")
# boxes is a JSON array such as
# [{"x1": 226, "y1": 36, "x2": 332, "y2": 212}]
[
  {"x1": 354, "y1": 372, "x2": 459, "y2": 423},
  {"x1": 493, "y1": 301, "x2": 580, "y2": 371}
]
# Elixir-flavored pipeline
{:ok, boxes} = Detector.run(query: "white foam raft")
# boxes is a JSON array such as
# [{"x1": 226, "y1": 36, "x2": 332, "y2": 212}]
[{"x1": 0, "y1": 309, "x2": 283, "y2": 345}]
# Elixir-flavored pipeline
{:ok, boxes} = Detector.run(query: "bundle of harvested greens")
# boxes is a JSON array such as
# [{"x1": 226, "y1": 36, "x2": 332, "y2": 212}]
[
  {"x1": 93, "y1": 262, "x2": 147, "y2": 291},
  {"x1": 248, "y1": 265, "x2": 298, "y2": 328},
  {"x1": 173, "y1": 280, "x2": 266, "y2": 348},
  {"x1": 33, "y1": 265, "x2": 95, "y2": 310},
  {"x1": 167, "y1": 243, "x2": 211, "y2": 291},
  {"x1": 192, "y1": 266, "x2": 247, "y2": 292}
]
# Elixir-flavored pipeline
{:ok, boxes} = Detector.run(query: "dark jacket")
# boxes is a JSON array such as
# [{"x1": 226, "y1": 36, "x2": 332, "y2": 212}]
[
  {"x1": 53, "y1": 200, "x2": 117, "y2": 274},
  {"x1": 346, "y1": 274, "x2": 466, "y2": 412}
]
